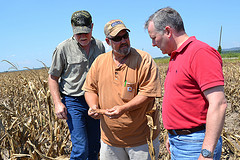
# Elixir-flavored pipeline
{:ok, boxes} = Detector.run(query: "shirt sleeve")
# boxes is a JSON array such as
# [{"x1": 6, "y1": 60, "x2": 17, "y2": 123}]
[
  {"x1": 48, "y1": 47, "x2": 65, "y2": 77},
  {"x1": 190, "y1": 47, "x2": 224, "y2": 91},
  {"x1": 82, "y1": 57, "x2": 99, "y2": 94},
  {"x1": 138, "y1": 54, "x2": 162, "y2": 98}
]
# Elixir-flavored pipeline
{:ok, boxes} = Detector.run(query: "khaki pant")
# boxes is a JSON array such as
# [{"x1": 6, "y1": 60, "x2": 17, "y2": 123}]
[{"x1": 100, "y1": 135, "x2": 160, "y2": 160}]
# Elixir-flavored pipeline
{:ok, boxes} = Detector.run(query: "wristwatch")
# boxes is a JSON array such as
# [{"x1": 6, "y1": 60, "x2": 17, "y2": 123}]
[{"x1": 201, "y1": 149, "x2": 213, "y2": 158}]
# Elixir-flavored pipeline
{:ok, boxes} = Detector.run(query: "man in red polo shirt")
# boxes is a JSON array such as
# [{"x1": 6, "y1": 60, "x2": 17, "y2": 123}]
[{"x1": 145, "y1": 7, "x2": 227, "y2": 159}]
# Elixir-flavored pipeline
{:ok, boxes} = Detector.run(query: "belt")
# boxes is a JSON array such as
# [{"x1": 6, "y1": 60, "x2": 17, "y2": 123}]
[{"x1": 168, "y1": 125, "x2": 206, "y2": 135}]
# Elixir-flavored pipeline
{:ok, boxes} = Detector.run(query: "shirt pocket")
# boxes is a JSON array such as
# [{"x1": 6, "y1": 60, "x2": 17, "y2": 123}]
[
  {"x1": 121, "y1": 82, "x2": 137, "y2": 102},
  {"x1": 66, "y1": 56, "x2": 88, "y2": 75}
]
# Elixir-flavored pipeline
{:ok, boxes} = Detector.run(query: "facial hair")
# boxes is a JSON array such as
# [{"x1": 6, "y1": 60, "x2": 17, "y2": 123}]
[{"x1": 117, "y1": 43, "x2": 131, "y2": 56}]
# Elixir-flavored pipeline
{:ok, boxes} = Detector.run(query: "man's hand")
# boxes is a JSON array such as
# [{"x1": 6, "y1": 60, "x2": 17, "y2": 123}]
[
  {"x1": 198, "y1": 155, "x2": 213, "y2": 160},
  {"x1": 166, "y1": 136, "x2": 171, "y2": 154},
  {"x1": 105, "y1": 105, "x2": 125, "y2": 119},
  {"x1": 88, "y1": 105, "x2": 103, "y2": 119},
  {"x1": 48, "y1": 74, "x2": 68, "y2": 120},
  {"x1": 55, "y1": 102, "x2": 68, "y2": 119}
]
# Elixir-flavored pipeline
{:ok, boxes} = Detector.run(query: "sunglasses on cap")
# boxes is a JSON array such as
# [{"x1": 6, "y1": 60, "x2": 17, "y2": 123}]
[{"x1": 109, "y1": 32, "x2": 129, "y2": 42}]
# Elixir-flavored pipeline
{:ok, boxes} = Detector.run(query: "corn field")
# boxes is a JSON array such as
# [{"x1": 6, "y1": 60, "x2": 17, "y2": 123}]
[{"x1": 0, "y1": 59, "x2": 239, "y2": 160}]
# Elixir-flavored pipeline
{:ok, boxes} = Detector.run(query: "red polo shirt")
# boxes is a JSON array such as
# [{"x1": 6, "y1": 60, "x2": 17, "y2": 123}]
[{"x1": 162, "y1": 36, "x2": 224, "y2": 130}]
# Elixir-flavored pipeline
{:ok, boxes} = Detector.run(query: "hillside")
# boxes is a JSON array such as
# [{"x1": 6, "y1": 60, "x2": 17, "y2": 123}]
[
  {"x1": 153, "y1": 47, "x2": 240, "y2": 60},
  {"x1": 222, "y1": 47, "x2": 240, "y2": 53}
]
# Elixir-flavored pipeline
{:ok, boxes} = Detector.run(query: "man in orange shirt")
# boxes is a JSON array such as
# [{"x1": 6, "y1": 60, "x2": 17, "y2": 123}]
[{"x1": 82, "y1": 19, "x2": 162, "y2": 160}]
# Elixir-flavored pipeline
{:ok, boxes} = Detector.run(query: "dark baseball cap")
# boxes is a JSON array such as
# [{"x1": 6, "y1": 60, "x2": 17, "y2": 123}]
[{"x1": 71, "y1": 10, "x2": 92, "y2": 34}]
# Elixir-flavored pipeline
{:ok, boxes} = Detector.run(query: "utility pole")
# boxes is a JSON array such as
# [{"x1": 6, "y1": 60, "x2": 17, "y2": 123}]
[{"x1": 217, "y1": 26, "x2": 222, "y2": 54}]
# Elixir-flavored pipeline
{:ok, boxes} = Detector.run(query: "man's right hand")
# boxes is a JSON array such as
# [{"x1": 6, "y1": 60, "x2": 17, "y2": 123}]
[
  {"x1": 166, "y1": 136, "x2": 171, "y2": 154},
  {"x1": 55, "y1": 102, "x2": 68, "y2": 119},
  {"x1": 48, "y1": 74, "x2": 68, "y2": 119},
  {"x1": 88, "y1": 105, "x2": 102, "y2": 119}
]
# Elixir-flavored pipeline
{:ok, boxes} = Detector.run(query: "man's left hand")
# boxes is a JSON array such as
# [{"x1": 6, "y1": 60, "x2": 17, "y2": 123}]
[{"x1": 105, "y1": 105, "x2": 125, "y2": 119}]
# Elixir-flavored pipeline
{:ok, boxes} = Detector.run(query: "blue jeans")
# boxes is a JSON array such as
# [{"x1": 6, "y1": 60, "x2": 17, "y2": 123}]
[
  {"x1": 62, "y1": 95, "x2": 100, "y2": 160},
  {"x1": 169, "y1": 130, "x2": 222, "y2": 160}
]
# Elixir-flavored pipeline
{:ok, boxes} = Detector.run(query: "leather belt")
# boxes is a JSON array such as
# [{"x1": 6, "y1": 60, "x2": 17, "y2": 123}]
[{"x1": 168, "y1": 125, "x2": 206, "y2": 135}]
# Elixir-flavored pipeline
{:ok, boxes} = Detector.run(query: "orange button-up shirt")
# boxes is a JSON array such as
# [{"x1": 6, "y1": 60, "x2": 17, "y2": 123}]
[{"x1": 83, "y1": 48, "x2": 161, "y2": 147}]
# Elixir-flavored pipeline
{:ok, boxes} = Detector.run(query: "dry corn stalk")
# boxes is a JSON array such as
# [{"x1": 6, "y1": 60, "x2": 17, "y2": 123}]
[
  {"x1": 146, "y1": 106, "x2": 158, "y2": 160},
  {"x1": 0, "y1": 66, "x2": 71, "y2": 159},
  {"x1": 0, "y1": 60, "x2": 240, "y2": 160}
]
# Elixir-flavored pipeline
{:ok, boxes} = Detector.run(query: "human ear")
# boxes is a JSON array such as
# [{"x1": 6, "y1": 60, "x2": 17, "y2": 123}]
[
  {"x1": 105, "y1": 38, "x2": 111, "y2": 46},
  {"x1": 91, "y1": 23, "x2": 94, "y2": 31},
  {"x1": 165, "y1": 26, "x2": 172, "y2": 37}
]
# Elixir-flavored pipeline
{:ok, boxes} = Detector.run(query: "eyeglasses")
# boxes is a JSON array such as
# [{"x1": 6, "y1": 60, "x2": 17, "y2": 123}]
[{"x1": 109, "y1": 32, "x2": 129, "y2": 42}]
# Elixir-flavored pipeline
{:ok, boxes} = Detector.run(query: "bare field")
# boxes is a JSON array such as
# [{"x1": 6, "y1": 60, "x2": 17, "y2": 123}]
[{"x1": 0, "y1": 60, "x2": 239, "y2": 159}]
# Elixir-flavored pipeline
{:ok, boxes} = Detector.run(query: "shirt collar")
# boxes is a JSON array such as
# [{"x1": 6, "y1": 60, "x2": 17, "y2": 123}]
[
  {"x1": 170, "y1": 36, "x2": 196, "y2": 60},
  {"x1": 72, "y1": 36, "x2": 95, "y2": 46}
]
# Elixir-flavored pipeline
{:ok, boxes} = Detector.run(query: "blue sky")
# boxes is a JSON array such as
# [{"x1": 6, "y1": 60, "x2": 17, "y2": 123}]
[{"x1": 1, "y1": 0, "x2": 239, "y2": 72}]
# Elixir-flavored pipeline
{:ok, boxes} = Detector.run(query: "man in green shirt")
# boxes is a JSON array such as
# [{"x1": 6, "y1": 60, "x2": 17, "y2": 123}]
[{"x1": 48, "y1": 10, "x2": 105, "y2": 160}]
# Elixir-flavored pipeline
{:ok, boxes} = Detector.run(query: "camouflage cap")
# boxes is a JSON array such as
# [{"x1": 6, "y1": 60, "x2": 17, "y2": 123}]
[
  {"x1": 104, "y1": 19, "x2": 130, "y2": 38},
  {"x1": 71, "y1": 10, "x2": 92, "y2": 34}
]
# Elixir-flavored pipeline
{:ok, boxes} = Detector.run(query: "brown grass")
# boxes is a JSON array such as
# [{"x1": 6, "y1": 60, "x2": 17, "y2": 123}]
[
  {"x1": 0, "y1": 59, "x2": 239, "y2": 159},
  {"x1": 0, "y1": 68, "x2": 70, "y2": 160}
]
